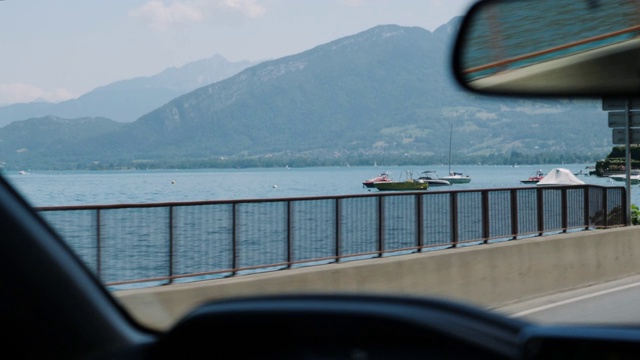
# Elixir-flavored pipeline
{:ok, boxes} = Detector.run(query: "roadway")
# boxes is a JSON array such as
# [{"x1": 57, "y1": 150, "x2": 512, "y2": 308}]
[
  {"x1": 494, "y1": 274, "x2": 640, "y2": 325},
  {"x1": 115, "y1": 227, "x2": 640, "y2": 330}
]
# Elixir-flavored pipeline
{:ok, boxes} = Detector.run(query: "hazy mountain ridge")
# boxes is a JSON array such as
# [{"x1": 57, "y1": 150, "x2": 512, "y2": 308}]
[
  {"x1": 0, "y1": 55, "x2": 259, "y2": 126},
  {"x1": 0, "y1": 21, "x2": 610, "y2": 170},
  {"x1": 119, "y1": 25, "x2": 453, "y2": 156}
]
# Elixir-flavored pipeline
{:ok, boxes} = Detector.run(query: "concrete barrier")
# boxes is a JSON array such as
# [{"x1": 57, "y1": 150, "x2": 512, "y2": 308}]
[{"x1": 114, "y1": 226, "x2": 640, "y2": 330}]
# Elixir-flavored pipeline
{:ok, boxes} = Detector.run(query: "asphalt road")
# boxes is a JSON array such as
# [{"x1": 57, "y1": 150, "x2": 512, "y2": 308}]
[{"x1": 492, "y1": 274, "x2": 640, "y2": 325}]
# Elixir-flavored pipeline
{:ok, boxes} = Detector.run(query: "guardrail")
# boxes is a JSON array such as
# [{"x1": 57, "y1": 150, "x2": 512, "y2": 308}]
[{"x1": 36, "y1": 184, "x2": 625, "y2": 289}]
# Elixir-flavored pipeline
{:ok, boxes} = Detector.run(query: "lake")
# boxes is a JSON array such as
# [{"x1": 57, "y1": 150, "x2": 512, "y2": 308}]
[
  {"x1": 2, "y1": 163, "x2": 636, "y2": 207},
  {"x1": 5, "y1": 163, "x2": 630, "y2": 289}
]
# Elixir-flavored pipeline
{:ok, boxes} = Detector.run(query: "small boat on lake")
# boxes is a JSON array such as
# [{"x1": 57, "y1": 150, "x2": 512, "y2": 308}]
[
  {"x1": 608, "y1": 172, "x2": 640, "y2": 185},
  {"x1": 373, "y1": 171, "x2": 428, "y2": 191},
  {"x1": 520, "y1": 170, "x2": 545, "y2": 184},
  {"x1": 442, "y1": 124, "x2": 471, "y2": 184},
  {"x1": 537, "y1": 168, "x2": 585, "y2": 186},
  {"x1": 441, "y1": 171, "x2": 471, "y2": 184},
  {"x1": 362, "y1": 171, "x2": 392, "y2": 188},
  {"x1": 418, "y1": 171, "x2": 451, "y2": 186},
  {"x1": 374, "y1": 179, "x2": 428, "y2": 191}
]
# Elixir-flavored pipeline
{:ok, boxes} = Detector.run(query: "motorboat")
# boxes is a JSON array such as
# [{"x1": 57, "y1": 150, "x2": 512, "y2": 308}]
[
  {"x1": 608, "y1": 172, "x2": 640, "y2": 185},
  {"x1": 373, "y1": 179, "x2": 428, "y2": 191},
  {"x1": 373, "y1": 170, "x2": 428, "y2": 191},
  {"x1": 417, "y1": 171, "x2": 451, "y2": 186},
  {"x1": 362, "y1": 171, "x2": 392, "y2": 188},
  {"x1": 440, "y1": 171, "x2": 471, "y2": 184},
  {"x1": 520, "y1": 170, "x2": 545, "y2": 184}
]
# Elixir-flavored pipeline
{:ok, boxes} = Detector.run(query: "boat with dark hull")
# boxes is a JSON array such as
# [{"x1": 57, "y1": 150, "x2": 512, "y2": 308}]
[
  {"x1": 373, "y1": 171, "x2": 428, "y2": 191},
  {"x1": 520, "y1": 170, "x2": 545, "y2": 184},
  {"x1": 373, "y1": 180, "x2": 428, "y2": 191}
]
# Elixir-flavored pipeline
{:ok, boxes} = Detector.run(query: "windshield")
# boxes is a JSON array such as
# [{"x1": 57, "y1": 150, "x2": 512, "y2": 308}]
[{"x1": 1, "y1": 0, "x2": 637, "y2": 332}]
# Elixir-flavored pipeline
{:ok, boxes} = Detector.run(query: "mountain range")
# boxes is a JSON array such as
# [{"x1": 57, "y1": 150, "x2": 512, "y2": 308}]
[
  {"x1": 0, "y1": 18, "x2": 612, "y2": 170},
  {"x1": 0, "y1": 55, "x2": 259, "y2": 126}
]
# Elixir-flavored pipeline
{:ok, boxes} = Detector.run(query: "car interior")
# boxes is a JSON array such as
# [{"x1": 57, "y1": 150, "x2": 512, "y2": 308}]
[{"x1": 4, "y1": 0, "x2": 640, "y2": 359}]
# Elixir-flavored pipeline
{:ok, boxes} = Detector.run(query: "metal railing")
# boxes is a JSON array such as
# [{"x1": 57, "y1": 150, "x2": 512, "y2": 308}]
[{"x1": 36, "y1": 184, "x2": 625, "y2": 289}]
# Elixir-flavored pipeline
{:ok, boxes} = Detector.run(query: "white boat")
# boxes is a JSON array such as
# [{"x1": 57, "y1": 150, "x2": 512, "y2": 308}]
[
  {"x1": 537, "y1": 168, "x2": 586, "y2": 186},
  {"x1": 608, "y1": 173, "x2": 640, "y2": 185},
  {"x1": 417, "y1": 171, "x2": 451, "y2": 186},
  {"x1": 441, "y1": 171, "x2": 472, "y2": 184},
  {"x1": 442, "y1": 124, "x2": 471, "y2": 184}
]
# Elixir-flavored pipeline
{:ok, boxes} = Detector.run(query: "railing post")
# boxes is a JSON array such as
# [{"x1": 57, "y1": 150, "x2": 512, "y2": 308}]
[
  {"x1": 482, "y1": 190, "x2": 490, "y2": 244},
  {"x1": 96, "y1": 208, "x2": 102, "y2": 282},
  {"x1": 378, "y1": 196, "x2": 384, "y2": 257},
  {"x1": 287, "y1": 200, "x2": 293, "y2": 269},
  {"x1": 603, "y1": 187, "x2": 609, "y2": 228},
  {"x1": 510, "y1": 189, "x2": 519, "y2": 240},
  {"x1": 537, "y1": 188, "x2": 544, "y2": 236},
  {"x1": 232, "y1": 203, "x2": 238, "y2": 276},
  {"x1": 168, "y1": 206, "x2": 174, "y2": 285},
  {"x1": 335, "y1": 198, "x2": 341, "y2": 263},
  {"x1": 450, "y1": 192, "x2": 458, "y2": 248},
  {"x1": 584, "y1": 186, "x2": 590, "y2": 230},
  {"x1": 417, "y1": 194, "x2": 424, "y2": 252},
  {"x1": 561, "y1": 188, "x2": 568, "y2": 233},
  {"x1": 624, "y1": 187, "x2": 629, "y2": 226}
]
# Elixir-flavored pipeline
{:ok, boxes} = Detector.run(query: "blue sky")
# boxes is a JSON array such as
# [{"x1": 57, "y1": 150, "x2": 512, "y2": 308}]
[{"x1": 0, "y1": 0, "x2": 475, "y2": 105}]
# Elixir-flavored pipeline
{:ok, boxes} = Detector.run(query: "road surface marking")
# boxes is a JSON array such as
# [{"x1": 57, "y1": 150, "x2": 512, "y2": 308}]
[{"x1": 512, "y1": 281, "x2": 640, "y2": 317}]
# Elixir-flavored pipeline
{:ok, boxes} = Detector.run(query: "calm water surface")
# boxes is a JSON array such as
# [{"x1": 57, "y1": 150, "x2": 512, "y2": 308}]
[
  {"x1": 2, "y1": 164, "x2": 635, "y2": 207},
  {"x1": 5, "y1": 164, "x2": 632, "y2": 290}
]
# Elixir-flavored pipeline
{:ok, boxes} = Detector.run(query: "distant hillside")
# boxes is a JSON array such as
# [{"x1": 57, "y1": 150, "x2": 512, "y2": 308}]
[
  {"x1": 0, "y1": 21, "x2": 612, "y2": 170},
  {"x1": 0, "y1": 116, "x2": 123, "y2": 167},
  {"x1": 106, "y1": 25, "x2": 460, "y2": 156},
  {"x1": 0, "y1": 55, "x2": 259, "y2": 127}
]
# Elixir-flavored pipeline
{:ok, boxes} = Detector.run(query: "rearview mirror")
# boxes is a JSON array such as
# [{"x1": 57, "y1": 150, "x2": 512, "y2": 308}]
[{"x1": 453, "y1": 0, "x2": 640, "y2": 97}]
